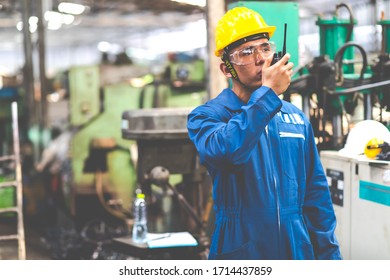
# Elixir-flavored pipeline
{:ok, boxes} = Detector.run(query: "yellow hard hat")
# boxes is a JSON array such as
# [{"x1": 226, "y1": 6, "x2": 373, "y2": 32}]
[
  {"x1": 215, "y1": 7, "x2": 276, "y2": 57},
  {"x1": 364, "y1": 138, "x2": 385, "y2": 159}
]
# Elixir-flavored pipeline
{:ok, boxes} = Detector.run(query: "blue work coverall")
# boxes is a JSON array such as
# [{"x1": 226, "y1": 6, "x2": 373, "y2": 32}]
[{"x1": 187, "y1": 86, "x2": 342, "y2": 260}]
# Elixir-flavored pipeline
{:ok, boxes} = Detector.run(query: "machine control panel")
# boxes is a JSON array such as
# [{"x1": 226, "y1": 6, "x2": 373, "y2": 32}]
[{"x1": 326, "y1": 168, "x2": 344, "y2": 207}]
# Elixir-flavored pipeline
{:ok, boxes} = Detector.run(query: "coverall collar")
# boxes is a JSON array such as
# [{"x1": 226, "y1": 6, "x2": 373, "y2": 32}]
[{"x1": 219, "y1": 88, "x2": 247, "y2": 111}]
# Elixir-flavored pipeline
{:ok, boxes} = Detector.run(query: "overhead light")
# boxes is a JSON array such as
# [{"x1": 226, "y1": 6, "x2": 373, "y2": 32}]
[
  {"x1": 16, "y1": 16, "x2": 38, "y2": 33},
  {"x1": 45, "y1": 11, "x2": 75, "y2": 30},
  {"x1": 97, "y1": 41, "x2": 111, "y2": 52},
  {"x1": 16, "y1": 11, "x2": 76, "y2": 32},
  {"x1": 45, "y1": 11, "x2": 62, "y2": 30},
  {"x1": 58, "y1": 2, "x2": 86, "y2": 15},
  {"x1": 29, "y1": 16, "x2": 39, "y2": 25},
  {"x1": 170, "y1": 0, "x2": 206, "y2": 7},
  {"x1": 97, "y1": 41, "x2": 122, "y2": 53}
]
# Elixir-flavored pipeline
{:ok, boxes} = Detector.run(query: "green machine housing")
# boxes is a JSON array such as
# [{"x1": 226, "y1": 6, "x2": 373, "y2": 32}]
[
  {"x1": 378, "y1": 19, "x2": 390, "y2": 54},
  {"x1": 65, "y1": 58, "x2": 206, "y2": 226},
  {"x1": 316, "y1": 15, "x2": 356, "y2": 73},
  {"x1": 68, "y1": 65, "x2": 140, "y2": 222}
]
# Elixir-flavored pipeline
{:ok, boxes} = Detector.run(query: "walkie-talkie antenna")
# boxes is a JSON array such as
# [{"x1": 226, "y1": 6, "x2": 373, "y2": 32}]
[
  {"x1": 282, "y1": 23, "x2": 287, "y2": 56},
  {"x1": 271, "y1": 23, "x2": 288, "y2": 65}
]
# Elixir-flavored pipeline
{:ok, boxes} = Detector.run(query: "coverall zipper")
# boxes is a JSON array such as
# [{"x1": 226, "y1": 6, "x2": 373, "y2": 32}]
[{"x1": 265, "y1": 124, "x2": 281, "y2": 253}]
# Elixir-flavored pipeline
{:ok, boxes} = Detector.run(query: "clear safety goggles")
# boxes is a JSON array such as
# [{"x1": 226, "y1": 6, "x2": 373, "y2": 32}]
[{"x1": 229, "y1": 41, "x2": 276, "y2": 66}]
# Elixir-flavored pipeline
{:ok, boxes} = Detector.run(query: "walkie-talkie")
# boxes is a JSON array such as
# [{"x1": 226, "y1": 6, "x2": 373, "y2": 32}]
[{"x1": 271, "y1": 23, "x2": 287, "y2": 65}]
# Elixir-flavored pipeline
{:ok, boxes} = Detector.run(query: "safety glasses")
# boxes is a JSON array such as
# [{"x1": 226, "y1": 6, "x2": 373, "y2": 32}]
[{"x1": 229, "y1": 41, "x2": 276, "y2": 66}]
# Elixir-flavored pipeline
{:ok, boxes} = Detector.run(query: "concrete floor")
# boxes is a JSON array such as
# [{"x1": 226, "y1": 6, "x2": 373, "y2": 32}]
[
  {"x1": 0, "y1": 215, "x2": 137, "y2": 260},
  {"x1": 0, "y1": 218, "x2": 52, "y2": 260}
]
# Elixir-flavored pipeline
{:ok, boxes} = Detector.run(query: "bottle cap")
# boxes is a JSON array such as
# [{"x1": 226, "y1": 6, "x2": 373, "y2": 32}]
[{"x1": 136, "y1": 193, "x2": 145, "y2": 199}]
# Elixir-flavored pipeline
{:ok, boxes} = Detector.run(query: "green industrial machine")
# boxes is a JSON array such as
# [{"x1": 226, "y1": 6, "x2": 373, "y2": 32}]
[
  {"x1": 24, "y1": 53, "x2": 208, "y2": 258},
  {"x1": 164, "y1": 56, "x2": 207, "y2": 107},
  {"x1": 378, "y1": 19, "x2": 390, "y2": 54},
  {"x1": 69, "y1": 65, "x2": 100, "y2": 126},
  {"x1": 316, "y1": 3, "x2": 373, "y2": 119},
  {"x1": 68, "y1": 65, "x2": 140, "y2": 223},
  {"x1": 372, "y1": 18, "x2": 390, "y2": 129},
  {"x1": 62, "y1": 55, "x2": 207, "y2": 227},
  {"x1": 132, "y1": 55, "x2": 206, "y2": 109},
  {"x1": 66, "y1": 65, "x2": 134, "y2": 223},
  {"x1": 288, "y1": 2, "x2": 390, "y2": 150},
  {"x1": 316, "y1": 8, "x2": 356, "y2": 73}
]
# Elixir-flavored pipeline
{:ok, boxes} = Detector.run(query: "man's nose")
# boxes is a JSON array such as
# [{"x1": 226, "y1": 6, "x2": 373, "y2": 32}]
[{"x1": 254, "y1": 50, "x2": 265, "y2": 65}]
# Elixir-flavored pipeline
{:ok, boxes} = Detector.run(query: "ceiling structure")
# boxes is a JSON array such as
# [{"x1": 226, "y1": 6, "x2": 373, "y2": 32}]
[
  {"x1": 1, "y1": 0, "x2": 375, "y2": 50},
  {"x1": 0, "y1": 0, "x2": 378, "y2": 64},
  {"x1": 0, "y1": 0, "x2": 205, "y2": 52}
]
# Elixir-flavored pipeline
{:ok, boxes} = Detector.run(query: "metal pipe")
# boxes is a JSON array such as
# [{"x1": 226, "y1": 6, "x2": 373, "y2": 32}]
[
  {"x1": 332, "y1": 115, "x2": 343, "y2": 148},
  {"x1": 20, "y1": 0, "x2": 35, "y2": 127},
  {"x1": 166, "y1": 182, "x2": 205, "y2": 231},
  {"x1": 37, "y1": 0, "x2": 48, "y2": 128},
  {"x1": 206, "y1": 0, "x2": 228, "y2": 99},
  {"x1": 326, "y1": 79, "x2": 390, "y2": 95},
  {"x1": 364, "y1": 94, "x2": 373, "y2": 120}
]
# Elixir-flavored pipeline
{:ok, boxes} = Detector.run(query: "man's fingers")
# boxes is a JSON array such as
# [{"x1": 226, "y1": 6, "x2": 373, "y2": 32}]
[
  {"x1": 263, "y1": 53, "x2": 274, "y2": 68},
  {"x1": 279, "y1": 53, "x2": 291, "y2": 65},
  {"x1": 285, "y1": 62, "x2": 294, "y2": 71}
]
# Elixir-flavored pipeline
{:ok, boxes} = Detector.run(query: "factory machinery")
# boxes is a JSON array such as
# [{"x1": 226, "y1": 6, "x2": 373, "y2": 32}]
[
  {"x1": 2, "y1": 1, "x2": 390, "y2": 260},
  {"x1": 57, "y1": 1, "x2": 389, "y2": 260},
  {"x1": 276, "y1": 2, "x2": 390, "y2": 260},
  {"x1": 114, "y1": 1, "x2": 390, "y2": 260},
  {"x1": 29, "y1": 53, "x2": 210, "y2": 259},
  {"x1": 287, "y1": 3, "x2": 390, "y2": 150}
]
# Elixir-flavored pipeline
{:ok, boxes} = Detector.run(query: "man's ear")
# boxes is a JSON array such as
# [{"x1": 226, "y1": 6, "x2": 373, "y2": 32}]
[{"x1": 220, "y1": 62, "x2": 232, "y2": 78}]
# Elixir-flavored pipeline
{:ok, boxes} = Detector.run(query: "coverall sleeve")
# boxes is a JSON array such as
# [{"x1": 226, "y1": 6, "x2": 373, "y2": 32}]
[
  {"x1": 187, "y1": 87, "x2": 282, "y2": 169},
  {"x1": 303, "y1": 122, "x2": 342, "y2": 259}
]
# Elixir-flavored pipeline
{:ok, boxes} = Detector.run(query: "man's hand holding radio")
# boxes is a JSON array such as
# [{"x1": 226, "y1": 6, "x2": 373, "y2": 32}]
[{"x1": 262, "y1": 53, "x2": 294, "y2": 95}]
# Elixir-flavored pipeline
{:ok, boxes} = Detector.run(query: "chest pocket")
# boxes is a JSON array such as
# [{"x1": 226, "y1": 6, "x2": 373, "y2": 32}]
[{"x1": 278, "y1": 122, "x2": 305, "y2": 179}]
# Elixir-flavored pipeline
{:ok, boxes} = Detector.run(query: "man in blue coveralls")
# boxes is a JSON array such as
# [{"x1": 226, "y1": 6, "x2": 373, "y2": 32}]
[{"x1": 187, "y1": 7, "x2": 342, "y2": 259}]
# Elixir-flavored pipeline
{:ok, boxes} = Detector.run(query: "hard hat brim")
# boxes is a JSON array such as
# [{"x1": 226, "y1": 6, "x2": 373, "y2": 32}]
[{"x1": 215, "y1": 26, "x2": 276, "y2": 57}]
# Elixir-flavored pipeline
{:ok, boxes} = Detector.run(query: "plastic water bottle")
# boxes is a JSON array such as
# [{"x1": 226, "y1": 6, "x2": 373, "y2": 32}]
[{"x1": 132, "y1": 193, "x2": 148, "y2": 243}]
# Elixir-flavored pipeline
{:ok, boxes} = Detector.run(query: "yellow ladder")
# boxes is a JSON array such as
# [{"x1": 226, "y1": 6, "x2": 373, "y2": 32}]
[{"x1": 0, "y1": 102, "x2": 26, "y2": 260}]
